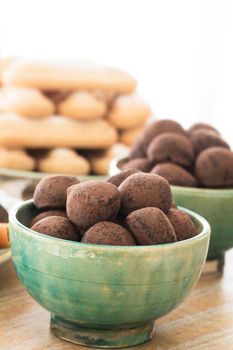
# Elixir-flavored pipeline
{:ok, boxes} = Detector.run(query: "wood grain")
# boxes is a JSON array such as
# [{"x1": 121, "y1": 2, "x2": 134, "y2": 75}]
[{"x1": 1, "y1": 251, "x2": 233, "y2": 350}]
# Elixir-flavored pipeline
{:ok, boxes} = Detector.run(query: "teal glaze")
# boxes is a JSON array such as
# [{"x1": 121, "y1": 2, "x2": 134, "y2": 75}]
[
  {"x1": 9, "y1": 200, "x2": 210, "y2": 348},
  {"x1": 172, "y1": 186, "x2": 233, "y2": 260}
]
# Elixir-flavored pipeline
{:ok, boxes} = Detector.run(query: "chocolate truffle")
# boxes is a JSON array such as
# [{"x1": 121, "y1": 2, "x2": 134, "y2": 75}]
[
  {"x1": 188, "y1": 122, "x2": 219, "y2": 135},
  {"x1": 66, "y1": 181, "x2": 121, "y2": 231},
  {"x1": 126, "y1": 207, "x2": 177, "y2": 245},
  {"x1": 142, "y1": 119, "x2": 186, "y2": 150},
  {"x1": 0, "y1": 205, "x2": 8, "y2": 223},
  {"x1": 34, "y1": 175, "x2": 80, "y2": 209},
  {"x1": 118, "y1": 173, "x2": 172, "y2": 215},
  {"x1": 30, "y1": 209, "x2": 67, "y2": 227},
  {"x1": 147, "y1": 133, "x2": 194, "y2": 167},
  {"x1": 31, "y1": 216, "x2": 79, "y2": 241},
  {"x1": 195, "y1": 147, "x2": 233, "y2": 188},
  {"x1": 167, "y1": 208, "x2": 196, "y2": 241},
  {"x1": 107, "y1": 169, "x2": 140, "y2": 187},
  {"x1": 122, "y1": 158, "x2": 151, "y2": 172},
  {"x1": 190, "y1": 129, "x2": 229, "y2": 155},
  {"x1": 129, "y1": 137, "x2": 146, "y2": 159},
  {"x1": 81, "y1": 221, "x2": 136, "y2": 246},
  {"x1": 150, "y1": 163, "x2": 198, "y2": 187}
]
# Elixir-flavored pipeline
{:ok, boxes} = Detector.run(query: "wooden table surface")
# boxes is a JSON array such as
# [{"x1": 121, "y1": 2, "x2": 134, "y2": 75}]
[{"x1": 1, "y1": 251, "x2": 233, "y2": 350}]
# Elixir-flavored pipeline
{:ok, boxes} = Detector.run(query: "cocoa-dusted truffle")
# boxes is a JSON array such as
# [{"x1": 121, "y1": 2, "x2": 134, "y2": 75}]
[
  {"x1": 107, "y1": 169, "x2": 140, "y2": 187},
  {"x1": 188, "y1": 122, "x2": 219, "y2": 135},
  {"x1": 126, "y1": 207, "x2": 177, "y2": 245},
  {"x1": 195, "y1": 147, "x2": 233, "y2": 188},
  {"x1": 31, "y1": 209, "x2": 67, "y2": 227},
  {"x1": 66, "y1": 181, "x2": 121, "y2": 231},
  {"x1": 122, "y1": 158, "x2": 151, "y2": 172},
  {"x1": 167, "y1": 208, "x2": 196, "y2": 241},
  {"x1": 190, "y1": 129, "x2": 229, "y2": 155},
  {"x1": 119, "y1": 173, "x2": 172, "y2": 215},
  {"x1": 129, "y1": 137, "x2": 146, "y2": 159},
  {"x1": 150, "y1": 163, "x2": 198, "y2": 187},
  {"x1": 31, "y1": 216, "x2": 79, "y2": 241},
  {"x1": 142, "y1": 119, "x2": 186, "y2": 150},
  {"x1": 81, "y1": 221, "x2": 136, "y2": 246},
  {"x1": 147, "y1": 133, "x2": 194, "y2": 167},
  {"x1": 34, "y1": 175, "x2": 79, "y2": 209},
  {"x1": 0, "y1": 205, "x2": 8, "y2": 223}
]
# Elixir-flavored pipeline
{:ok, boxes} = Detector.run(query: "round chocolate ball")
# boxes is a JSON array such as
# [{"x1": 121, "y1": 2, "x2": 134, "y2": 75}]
[
  {"x1": 118, "y1": 173, "x2": 172, "y2": 215},
  {"x1": 122, "y1": 158, "x2": 152, "y2": 172},
  {"x1": 188, "y1": 123, "x2": 219, "y2": 135},
  {"x1": 167, "y1": 208, "x2": 196, "y2": 241},
  {"x1": 190, "y1": 129, "x2": 229, "y2": 155},
  {"x1": 150, "y1": 162, "x2": 198, "y2": 187},
  {"x1": 34, "y1": 175, "x2": 80, "y2": 209},
  {"x1": 81, "y1": 221, "x2": 136, "y2": 246},
  {"x1": 66, "y1": 181, "x2": 121, "y2": 231},
  {"x1": 195, "y1": 147, "x2": 233, "y2": 188},
  {"x1": 31, "y1": 216, "x2": 79, "y2": 241},
  {"x1": 142, "y1": 119, "x2": 186, "y2": 150},
  {"x1": 126, "y1": 207, "x2": 177, "y2": 245},
  {"x1": 107, "y1": 169, "x2": 140, "y2": 187},
  {"x1": 0, "y1": 205, "x2": 8, "y2": 223},
  {"x1": 147, "y1": 133, "x2": 194, "y2": 167},
  {"x1": 129, "y1": 137, "x2": 146, "y2": 159},
  {"x1": 30, "y1": 209, "x2": 67, "y2": 227}
]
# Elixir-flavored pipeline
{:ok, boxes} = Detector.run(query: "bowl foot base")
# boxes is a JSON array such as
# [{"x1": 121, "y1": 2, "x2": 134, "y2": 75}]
[
  {"x1": 50, "y1": 314, "x2": 154, "y2": 348},
  {"x1": 205, "y1": 253, "x2": 225, "y2": 275}
]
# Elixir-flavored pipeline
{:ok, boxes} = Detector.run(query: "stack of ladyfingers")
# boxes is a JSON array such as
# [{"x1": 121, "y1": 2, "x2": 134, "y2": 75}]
[{"x1": 0, "y1": 59, "x2": 151, "y2": 175}]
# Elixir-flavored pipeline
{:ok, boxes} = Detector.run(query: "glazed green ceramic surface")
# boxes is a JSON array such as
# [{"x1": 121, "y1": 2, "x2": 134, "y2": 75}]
[
  {"x1": 172, "y1": 186, "x2": 233, "y2": 260},
  {"x1": 9, "y1": 200, "x2": 210, "y2": 348}
]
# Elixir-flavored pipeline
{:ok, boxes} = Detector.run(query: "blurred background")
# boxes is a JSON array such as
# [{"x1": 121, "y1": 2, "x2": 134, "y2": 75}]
[{"x1": 1, "y1": 0, "x2": 232, "y2": 143}]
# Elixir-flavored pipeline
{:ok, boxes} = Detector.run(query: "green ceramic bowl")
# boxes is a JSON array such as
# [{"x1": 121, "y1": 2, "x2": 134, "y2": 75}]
[
  {"x1": 111, "y1": 157, "x2": 233, "y2": 265},
  {"x1": 172, "y1": 186, "x2": 233, "y2": 262},
  {"x1": 9, "y1": 199, "x2": 210, "y2": 348}
]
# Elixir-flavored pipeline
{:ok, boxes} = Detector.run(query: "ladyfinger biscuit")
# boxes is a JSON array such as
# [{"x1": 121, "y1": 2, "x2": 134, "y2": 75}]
[
  {"x1": 0, "y1": 57, "x2": 16, "y2": 85},
  {"x1": 0, "y1": 223, "x2": 10, "y2": 249},
  {"x1": 92, "y1": 90, "x2": 116, "y2": 107},
  {"x1": 0, "y1": 86, "x2": 55, "y2": 118},
  {"x1": 0, "y1": 114, "x2": 118, "y2": 149},
  {"x1": 108, "y1": 94, "x2": 151, "y2": 130},
  {"x1": 0, "y1": 148, "x2": 35, "y2": 170},
  {"x1": 3, "y1": 60, "x2": 136, "y2": 93},
  {"x1": 88, "y1": 143, "x2": 129, "y2": 175},
  {"x1": 120, "y1": 125, "x2": 145, "y2": 146},
  {"x1": 58, "y1": 91, "x2": 107, "y2": 120},
  {"x1": 38, "y1": 148, "x2": 90, "y2": 175}
]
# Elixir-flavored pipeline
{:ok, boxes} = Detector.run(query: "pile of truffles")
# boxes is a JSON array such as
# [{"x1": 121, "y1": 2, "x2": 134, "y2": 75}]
[
  {"x1": 30, "y1": 173, "x2": 197, "y2": 246},
  {"x1": 123, "y1": 120, "x2": 233, "y2": 188}
]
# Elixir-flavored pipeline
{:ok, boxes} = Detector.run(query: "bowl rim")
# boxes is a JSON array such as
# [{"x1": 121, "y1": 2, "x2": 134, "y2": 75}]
[
  {"x1": 9, "y1": 199, "x2": 210, "y2": 252},
  {"x1": 111, "y1": 157, "x2": 233, "y2": 195}
]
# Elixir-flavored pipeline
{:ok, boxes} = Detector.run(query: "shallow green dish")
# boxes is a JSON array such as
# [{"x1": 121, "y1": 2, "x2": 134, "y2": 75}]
[
  {"x1": 0, "y1": 167, "x2": 104, "y2": 181},
  {"x1": 9, "y1": 199, "x2": 210, "y2": 348}
]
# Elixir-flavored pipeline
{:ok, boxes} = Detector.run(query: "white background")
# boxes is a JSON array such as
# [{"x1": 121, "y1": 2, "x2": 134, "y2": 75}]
[{"x1": 1, "y1": 0, "x2": 233, "y2": 144}]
